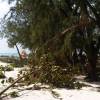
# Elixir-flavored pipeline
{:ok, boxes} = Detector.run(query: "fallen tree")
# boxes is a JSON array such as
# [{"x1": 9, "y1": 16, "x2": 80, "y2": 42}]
[{"x1": 0, "y1": 71, "x2": 34, "y2": 97}]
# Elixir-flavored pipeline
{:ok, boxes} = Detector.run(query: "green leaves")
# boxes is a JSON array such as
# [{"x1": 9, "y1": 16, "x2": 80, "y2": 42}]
[{"x1": 0, "y1": 0, "x2": 100, "y2": 68}]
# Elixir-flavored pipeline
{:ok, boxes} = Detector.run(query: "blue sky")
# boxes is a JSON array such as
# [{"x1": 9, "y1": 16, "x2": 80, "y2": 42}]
[{"x1": 0, "y1": 0, "x2": 18, "y2": 53}]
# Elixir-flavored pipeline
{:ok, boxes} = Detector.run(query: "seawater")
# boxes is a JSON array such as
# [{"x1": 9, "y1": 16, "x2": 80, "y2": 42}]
[{"x1": 0, "y1": 53, "x2": 19, "y2": 57}]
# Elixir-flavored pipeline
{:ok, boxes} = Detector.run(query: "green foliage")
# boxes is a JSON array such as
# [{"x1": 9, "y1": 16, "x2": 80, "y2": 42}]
[
  {"x1": 2, "y1": 0, "x2": 99, "y2": 67},
  {"x1": 5, "y1": 65, "x2": 14, "y2": 71},
  {"x1": 1, "y1": 0, "x2": 100, "y2": 63},
  {"x1": 38, "y1": 54, "x2": 82, "y2": 89},
  {"x1": 10, "y1": 63, "x2": 17, "y2": 67},
  {"x1": 10, "y1": 63, "x2": 20, "y2": 68},
  {"x1": 0, "y1": 71, "x2": 5, "y2": 79},
  {"x1": 10, "y1": 91, "x2": 19, "y2": 98},
  {"x1": 0, "y1": 65, "x2": 5, "y2": 71},
  {"x1": 21, "y1": 70, "x2": 39, "y2": 85},
  {"x1": 8, "y1": 77, "x2": 14, "y2": 83},
  {"x1": 1, "y1": 0, "x2": 100, "y2": 84},
  {"x1": 1, "y1": 80, "x2": 5, "y2": 84}
]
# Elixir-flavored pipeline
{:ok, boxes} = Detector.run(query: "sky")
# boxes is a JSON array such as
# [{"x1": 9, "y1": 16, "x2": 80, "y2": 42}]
[{"x1": 0, "y1": 0, "x2": 19, "y2": 54}]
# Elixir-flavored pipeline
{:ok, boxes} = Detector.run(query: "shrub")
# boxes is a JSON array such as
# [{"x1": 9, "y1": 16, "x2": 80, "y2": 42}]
[
  {"x1": 10, "y1": 63, "x2": 19, "y2": 68},
  {"x1": 5, "y1": 65, "x2": 14, "y2": 71},
  {"x1": 0, "y1": 65, "x2": 5, "y2": 71},
  {"x1": 8, "y1": 77, "x2": 14, "y2": 83},
  {"x1": 0, "y1": 71, "x2": 5, "y2": 78},
  {"x1": 10, "y1": 91, "x2": 19, "y2": 98},
  {"x1": 1, "y1": 80, "x2": 5, "y2": 84}
]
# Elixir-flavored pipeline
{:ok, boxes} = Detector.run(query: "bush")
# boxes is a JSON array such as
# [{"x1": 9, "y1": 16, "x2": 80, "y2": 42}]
[
  {"x1": 5, "y1": 65, "x2": 14, "y2": 71},
  {"x1": 10, "y1": 91, "x2": 19, "y2": 98},
  {"x1": 0, "y1": 71, "x2": 5, "y2": 78},
  {"x1": 1, "y1": 80, "x2": 5, "y2": 84},
  {"x1": 0, "y1": 65, "x2": 5, "y2": 71},
  {"x1": 8, "y1": 77, "x2": 14, "y2": 83},
  {"x1": 10, "y1": 63, "x2": 20, "y2": 68}
]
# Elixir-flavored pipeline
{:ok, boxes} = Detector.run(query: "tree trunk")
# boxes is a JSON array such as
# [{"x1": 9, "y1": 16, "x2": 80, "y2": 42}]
[
  {"x1": 87, "y1": 57, "x2": 97, "y2": 81},
  {"x1": 15, "y1": 44, "x2": 22, "y2": 61},
  {"x1": 86, "y1": 40, "x2": 98, "y2": 81},
  {"x1": 15, "y1": 44, "x2": 24, "y2": 67}
]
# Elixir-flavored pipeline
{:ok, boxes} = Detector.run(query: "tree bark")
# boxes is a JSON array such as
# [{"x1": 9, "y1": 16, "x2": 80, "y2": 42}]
[
  {"x1": 86, "y1": 41, "x2": 98, "y2": 81},
  {"x1": 87, "y1": 57, "x2": 97, "y2": 81},
  {"x1": 15, "y1": 44, "x2": 22, "y2": 61}
]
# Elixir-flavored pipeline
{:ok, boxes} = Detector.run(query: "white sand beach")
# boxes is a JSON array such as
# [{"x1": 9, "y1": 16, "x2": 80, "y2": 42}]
[{"x1": 0, "y1": 61, "x2": 100, "y2": 100}]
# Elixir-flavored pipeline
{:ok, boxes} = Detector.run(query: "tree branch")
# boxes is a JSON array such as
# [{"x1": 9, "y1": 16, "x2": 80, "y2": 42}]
[{"x1": 85, "y1": 0, "x2": 100, "y2": 27}]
